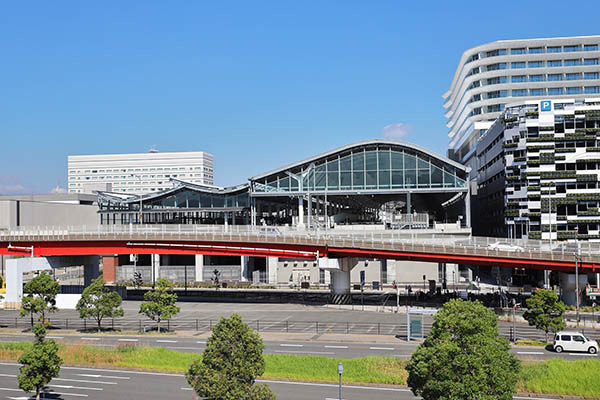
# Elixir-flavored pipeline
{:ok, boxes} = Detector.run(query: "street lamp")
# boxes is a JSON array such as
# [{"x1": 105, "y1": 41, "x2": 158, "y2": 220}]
[
  {"x1": 575, "y1": 243, "x2": 581, "y2": 327},
  {"x1": 337, "y1": 361, "x2": 343, "y2": 400}
]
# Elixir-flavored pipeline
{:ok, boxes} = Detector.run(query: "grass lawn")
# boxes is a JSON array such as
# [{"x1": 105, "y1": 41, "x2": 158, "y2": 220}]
[{"x1": 1, "y1": 342, "x2": 599, "y2": 398}]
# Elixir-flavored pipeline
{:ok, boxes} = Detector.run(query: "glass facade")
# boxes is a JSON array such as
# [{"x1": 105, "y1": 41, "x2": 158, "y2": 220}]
[{"x1": 252, "y1": 147, "x2": 467, "y2": 193}]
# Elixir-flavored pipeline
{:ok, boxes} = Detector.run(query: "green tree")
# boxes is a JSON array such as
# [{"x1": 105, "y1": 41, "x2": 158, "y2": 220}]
[
  {"x1": 186, "y1": 313, "x2": 275, "y2": 400},
  {"x1": 76, "y1": 277, "x2": 124, "y2": 332},
  {"x1": 20, "y1": 272, "x2": 59, "y2": 326},
  {"x1": 18, "y1": 323, "x2": 62, "y2": 400},
  {"x1": 139, "y1": 278, "x2": 180, "y2": 332},
  {"x1": 406, "y1": 299, "x2": 521, "y2": 400},
  {"x1": 523, "y1": 289, "x2": 566, "y2": 342}
]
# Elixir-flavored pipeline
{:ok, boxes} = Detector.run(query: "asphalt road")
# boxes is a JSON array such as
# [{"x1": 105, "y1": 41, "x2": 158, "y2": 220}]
[{"x1": 0, "y1": 362, "x2": 568, "y2": 400}]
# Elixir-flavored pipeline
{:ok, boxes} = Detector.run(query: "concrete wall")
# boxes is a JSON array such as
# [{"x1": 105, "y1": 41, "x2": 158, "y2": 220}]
[
  {"x1": 0, "y1": 201, "x2": 16, "y2": 229},
  {"x1": 18, "y1": 201, "x2": 98, "y2": 227}
]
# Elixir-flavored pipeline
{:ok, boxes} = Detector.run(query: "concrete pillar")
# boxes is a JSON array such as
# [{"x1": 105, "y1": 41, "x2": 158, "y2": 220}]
[
  {"x1": 102, "y1": 256, "x2": 118, "y2": 284},
  {"x1": 241, "y1": 256, "x2": 250, "y2": 281},
  {"x1": 151, "y1": 254, "x2": 160, "y2": 284},
  {"x1": 298, "y1": 197, "x2": 305, "y2": 227},
  {"x1": 596, "y1": 273, "x2": 600, "y2": 289},
  {"x1": 267, "y1": 257, "x2": 278, "y2": 284},
  {"x1": 406, "y1": 193, "x2": 411, "y2": 214},
  {"x1": 465, "y1": 184, "x2": 471, "y2": 228},
  {"x1": 559, "y1": 272, "x2": 588, "y2": 306},
  {"x1": 83, "y1": 256, "x2": 100, "y2": 286},
  {"x1": 195, "y1": 254, "x2": 204, "y2": 282}
]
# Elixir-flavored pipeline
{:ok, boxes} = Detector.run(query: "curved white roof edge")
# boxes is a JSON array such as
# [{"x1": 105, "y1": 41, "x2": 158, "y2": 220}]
[{"x1": 249, "y1": 139, "x2": 470, "y2": 181}]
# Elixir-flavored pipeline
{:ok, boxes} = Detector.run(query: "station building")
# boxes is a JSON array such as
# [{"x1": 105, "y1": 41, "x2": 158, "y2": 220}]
[{"x1": 95, "y1": 139, "x2": 472, "y2": 289}]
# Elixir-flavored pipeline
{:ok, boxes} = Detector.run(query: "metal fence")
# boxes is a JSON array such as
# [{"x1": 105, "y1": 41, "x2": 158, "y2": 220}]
[{"x1": 2, "y1": 317, "x2": 597, "y2": 342}]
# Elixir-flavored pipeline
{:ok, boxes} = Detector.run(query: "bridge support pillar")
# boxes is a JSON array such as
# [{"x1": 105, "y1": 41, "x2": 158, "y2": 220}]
[
  {"x1": 318, "y1": 257, "x2": 357, "y2": 304},
  {"x1": 83, "y1": 256, "x2": 100, "y2": 286},
  {"x1": 195, "y1": 254, "x2": 204, "y2": 282},
  {"x1": 559, "y1": 272, "x2": 588, "y2": 306}
]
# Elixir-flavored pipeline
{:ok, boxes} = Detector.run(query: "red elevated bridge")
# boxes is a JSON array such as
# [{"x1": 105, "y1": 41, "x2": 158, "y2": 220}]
[{"x1": 1, "y1": 225, "x2": 598, "y2": 273}]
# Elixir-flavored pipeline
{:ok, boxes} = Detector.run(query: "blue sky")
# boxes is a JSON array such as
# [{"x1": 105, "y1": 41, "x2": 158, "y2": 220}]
[{"x1": 1, "y1": 1, "x2": 598, "y2": 193}]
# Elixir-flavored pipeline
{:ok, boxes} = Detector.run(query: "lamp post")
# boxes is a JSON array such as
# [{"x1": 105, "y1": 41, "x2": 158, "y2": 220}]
[
  {"x1": 337, "y1": 362, "x2": 343, "y2": 400},
  {"x1": 545, "y1": 181, "x2": 555, "y2": 289},
  {"x1": 575, "y1": 243, "x2": 581, "y2": 327}
]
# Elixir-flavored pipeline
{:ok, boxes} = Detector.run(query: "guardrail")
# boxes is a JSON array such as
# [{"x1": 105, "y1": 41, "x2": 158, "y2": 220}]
[{"x1": 1, "y1": 224, "x2": 598, "y2": 264}]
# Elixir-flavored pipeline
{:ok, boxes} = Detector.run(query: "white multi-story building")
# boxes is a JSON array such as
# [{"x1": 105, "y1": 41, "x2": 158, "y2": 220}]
[
  {"x1": 444, "y1": 35, "x2": 600, "y2": 174},
  {"x1": 68, "y1": 151, "x2": 214, "y2": 194}
]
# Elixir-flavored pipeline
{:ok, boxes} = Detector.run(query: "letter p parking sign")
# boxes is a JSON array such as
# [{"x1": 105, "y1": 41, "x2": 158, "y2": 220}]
[{"x1": 541, "y1": 100, "x2": 552, "y2": 111}]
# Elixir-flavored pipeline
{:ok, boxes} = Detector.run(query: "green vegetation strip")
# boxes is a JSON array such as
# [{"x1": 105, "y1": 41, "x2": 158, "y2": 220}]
[{"x1": 0, "y1": 342, "x2": 599, "y2": 397}]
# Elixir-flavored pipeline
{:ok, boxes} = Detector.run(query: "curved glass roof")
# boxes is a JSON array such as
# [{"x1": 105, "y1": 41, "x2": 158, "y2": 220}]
[{"x1": 250, "y1": 140, "x2": 468, "y2": 194}]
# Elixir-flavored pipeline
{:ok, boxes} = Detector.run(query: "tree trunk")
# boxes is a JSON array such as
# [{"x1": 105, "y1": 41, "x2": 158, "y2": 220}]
[
  {"x1": 545, "y1": 330, "x2": 549, "y2": 343},
  {"x1": 157, "y1": 319, "x2": 161, "y2": 333},
  {"x1": 36, "y1": 386, "x2": 40, "y2": 400},
  {"x1": 98, "y1": 318, "x2": 102, "y2": 332},
  {"x1": 31, "y1": 312, "x2": 34, "y2": 328}
]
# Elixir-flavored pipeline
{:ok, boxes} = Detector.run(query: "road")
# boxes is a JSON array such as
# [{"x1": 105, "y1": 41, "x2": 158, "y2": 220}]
[{"x1": 0, "y1": 362, "x2": 569, "y2": 400}]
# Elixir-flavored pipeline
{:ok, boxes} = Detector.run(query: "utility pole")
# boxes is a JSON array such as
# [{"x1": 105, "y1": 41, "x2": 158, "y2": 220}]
[
  {"x1": 575, "y1": 242, "x2": 581, "y2": 327},
  {"x1": 337, "y1": 362, "x2": 343, "y2": 400}
]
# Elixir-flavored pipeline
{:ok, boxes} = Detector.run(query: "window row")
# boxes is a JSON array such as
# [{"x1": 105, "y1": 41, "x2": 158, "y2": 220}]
[{"x1": 465, "y1": 44, "x2": 599, "y2": 64}]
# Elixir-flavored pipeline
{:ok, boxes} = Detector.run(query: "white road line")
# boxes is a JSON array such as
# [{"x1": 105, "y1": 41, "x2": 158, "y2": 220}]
[
  {"x1": 324, "y1": 345, "x2": 348, "y2": 349},
  {"x1": 274, "y1": 350, "x2": 335, "y2": 355},
  {"x1": 156, "y1": 340, "x2": 178, "y2": 343},
  {"x1": 369, "y1": 347, "x2": 394, "y2": 350},
  {"x1": 196, "y1": 341, "x2": 206, "y2": 344},
  {"x1": 49, "y1": 384, "x2": 103, "y2": 391},
  {"x1": 117, "y1": 339, "x2": 138, "y2": 342},
  {"x1": 516, "y1": 351, "x2": 544, "y2": 355},
  {"x1": 76, "y1": 374, "x2": 130, "y2": 380},
  {"x1": 81, "y1": 337, "x2": 101, "y2": 341},
  {"x1": 0, "y1": 388, "x2": 88, "y2": 397},
  {"x1": 568, "y1": 353, "x2": 598, "y2": 356},
  {"x1": 47, "y1": 336, "x2": 64, "y2": 339},
  {"x1": 181, "y1": 387, "x2": 193, "y2": 391},
  {"x1": 279, "y1": 344, "x2": 303, "y2": 347},
  {"x1": 54, "y1": 378, "x2": 118, "y2": 385}
]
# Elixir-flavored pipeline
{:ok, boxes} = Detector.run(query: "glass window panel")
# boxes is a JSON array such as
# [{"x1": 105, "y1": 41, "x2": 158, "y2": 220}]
[
  {"x1": 315, "y1": 172, "x2": 326, "y2": 190},
  {"x1": 352, "y1": 171, "x2": 364, "y2": 189},
  {"x1": 188, "y1": 192, "x2": 200, "y2": 208},
  {"x1": 391, "y1": 151, "x2": 404, "y2": 169},
  {"x1": 279, "y1": 176, "x2": 289, "y2": 191},
  {"x1": 290, "y1": 177, "x2": 299, "y2": 191},
  {"x1": 315, "y1": 164, "x2": 326, "y2": 174},
  {"x1": 212, "y1": 195, "x2": 224, "y2": 207},
  {"x1": 417, "y1": 158, "x2": 429, "y2": 170},
  {"x1": 378, "y1": 150, "x2": 390, "y2": 169},
  {"x1": 431, "y1": 165, "x2": 443, "y2": 187},
  {"x1": 340, "y1": 172, "x2": 352, "y2": 189},
  {"x1": 378, "y1": 170, "x2": 390, "y2": 189},
  {"x1": 418, "y1": 170, "x2": 430, "y2": 187},
  {"x1": 327, "y1": 159, "x2": 339, "y2": 172},
  {"x1": 352, "y1": 152, "x2": 365, "y2": 172},
  {"x1": 404, "y1": 154, "x2": 416, "y2": 169},
  {"x1": 456, "y1": 177, "x2": 467, "y2": 187},
  {"x1": 200, "y1": 194, "x2": 211, "y2": 207},
  {"x1": 391, "y1": 171, "x2": 403, "y2": 188},
  {"x1": 366, "y1": 171, "x2": 377, "y2": 188},
  {"x1": 340, "y1": 156, "x2": 352, "y2": 171},
  {"x1": 327, "y1": 171, "x2": 339, "y2": 190},
  {"x1": 405, "y1": 170, "x2": 416, "y2": 188},
  {"x1": 365, "y1": 151, "x2": 378, "y2": 170},
  {"x1": 443, "y1": 171, "x2": 456, "y2": 187}
]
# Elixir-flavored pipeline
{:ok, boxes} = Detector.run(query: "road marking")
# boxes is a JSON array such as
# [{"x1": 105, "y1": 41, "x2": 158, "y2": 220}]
[
  {"x1": 279, "y1": 344, "x2": 303, "y2": 347},
  {"x1": 81, "y1": 337, "x2": 101, "y2": 341},
  {"x1": 47, "y1": 336, "x2": 64, "y2": 339},
  {"x1": 324, "y1": 345, "x2": 348, "y2": 349},
  {"x1": 275, "y1": 350, "x2": 335, "y2": 355},
  {"x1": 54, "y1": 378, "x2": 118, "y2": 385},
  {"x1": 156, "y1": 340, "x2": 178, "y2": 343},
  {"x1": 369, "y1": 347, "x2": 394, "y2": 350},
  {"x1": 196, "y1": 341, "x2": 206, "y2": 344},
  {"x1": 0, "y1": 388, "x2": 88, "y2": 397},
  {"x1": 117, "y1": 339, "x2": 138, "y2": 342},
  {"x1": 76, "y1": 374, "x2": 130, "y2": 380},
  {"x1": 49, "y1": 384, "x2": 103, "y2": 391},
  {"x1": 516, "y1": 351, "x2": 544, "y2": 355},
  {"x1": 568, "y1": 353, "x2": 598, "y2": 356}
]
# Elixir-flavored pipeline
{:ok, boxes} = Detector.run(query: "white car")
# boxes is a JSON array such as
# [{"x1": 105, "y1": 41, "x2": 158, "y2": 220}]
[
  {"x1": 487, "y1": 241, "x2": 525, "y2": 252},
  {"x1": 553, "y1": 331, "x2": 598, "y2": 354}
]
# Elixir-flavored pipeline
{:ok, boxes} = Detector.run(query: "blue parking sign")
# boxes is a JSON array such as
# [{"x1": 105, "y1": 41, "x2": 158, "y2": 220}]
[{"x1": 541, "y1": 100, "x2": 552, "y2": 111}]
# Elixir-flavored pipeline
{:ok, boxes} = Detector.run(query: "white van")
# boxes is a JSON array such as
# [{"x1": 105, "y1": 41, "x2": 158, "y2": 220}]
[{"x1": 553, "y1": 331, "x2": 598, "y2": 354}]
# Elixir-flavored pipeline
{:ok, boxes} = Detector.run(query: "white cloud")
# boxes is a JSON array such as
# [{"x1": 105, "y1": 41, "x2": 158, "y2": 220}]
[
  {"x1": 0, "y1": 184, "x2": 25, "y2": 194},
  {"x1": 383, "y1": 123, "x2": 413, "y2": 140}
]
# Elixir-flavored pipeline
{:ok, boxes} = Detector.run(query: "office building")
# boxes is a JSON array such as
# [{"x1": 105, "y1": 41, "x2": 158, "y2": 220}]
[
  {"x1": 476, "y1": 97, "x2": 600, "y2": 242},
  {"x1": 68, "y1": 151, "x2": 214, "y2": 194},
  {"x1": 445, "y1": 36, "x2": 600, "y2": 174}
]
